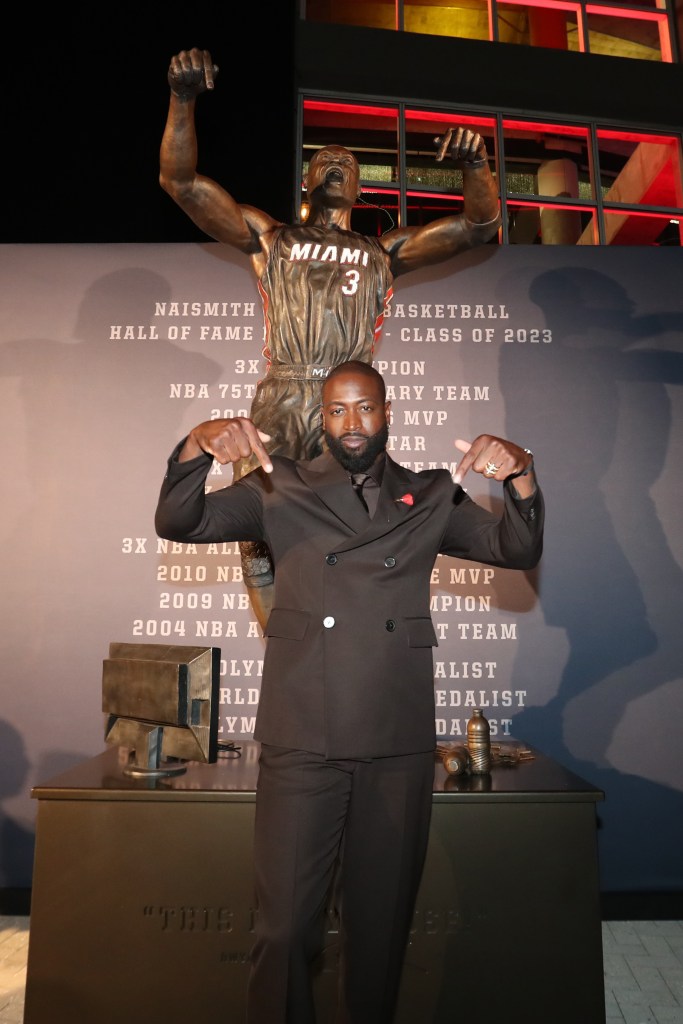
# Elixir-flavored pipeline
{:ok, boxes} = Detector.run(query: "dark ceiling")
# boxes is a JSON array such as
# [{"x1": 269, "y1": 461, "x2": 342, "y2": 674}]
[{"x1": 5, "y1": 3, "x2": 297, "y2": 243}]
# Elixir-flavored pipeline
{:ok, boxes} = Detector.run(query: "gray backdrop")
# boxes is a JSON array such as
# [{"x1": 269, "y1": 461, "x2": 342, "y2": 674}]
[{"x1": 1, "y1": 241, "x2": 681, "y2": 892}]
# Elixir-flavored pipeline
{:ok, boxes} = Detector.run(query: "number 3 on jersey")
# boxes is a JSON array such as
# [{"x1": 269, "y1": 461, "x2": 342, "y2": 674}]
[{"x1": 342, "y1": 269, "x2": 360, "y2": 296}]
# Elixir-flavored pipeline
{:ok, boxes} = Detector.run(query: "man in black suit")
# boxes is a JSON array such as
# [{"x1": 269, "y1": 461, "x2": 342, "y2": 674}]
[{"x1": 155, "y1": 360, "x2": 543, "y2": 1024}]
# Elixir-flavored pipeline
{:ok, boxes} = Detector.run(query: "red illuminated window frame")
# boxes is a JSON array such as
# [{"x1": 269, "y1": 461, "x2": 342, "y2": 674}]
[
  {"x1": 303, "y1": 0, "x2": 675, "y2": 62},
  {"x1": 494, "y1": 0, "x2": 672, "y2": 60},
  {"x1": 301, "y1": 99, "x2": 683, "y2": 244}
]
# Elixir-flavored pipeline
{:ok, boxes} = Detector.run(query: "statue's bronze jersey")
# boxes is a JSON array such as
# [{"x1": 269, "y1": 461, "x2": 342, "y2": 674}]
[{"x1": 234, "y1": 224, "x2": 393, "y2": 481}]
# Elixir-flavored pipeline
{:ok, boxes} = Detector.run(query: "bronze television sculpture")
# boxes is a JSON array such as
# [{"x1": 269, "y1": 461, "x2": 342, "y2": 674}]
[{"x1": 102, "y1": 642, "x2": 220, "y2": 777}]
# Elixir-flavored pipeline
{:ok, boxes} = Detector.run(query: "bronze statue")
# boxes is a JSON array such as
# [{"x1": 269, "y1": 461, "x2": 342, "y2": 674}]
[{"x1": 161, "y1": 47, "x2": 502, "y2": 630}]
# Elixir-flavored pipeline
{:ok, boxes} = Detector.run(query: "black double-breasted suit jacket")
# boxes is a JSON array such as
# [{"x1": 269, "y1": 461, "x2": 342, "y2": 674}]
[{"x1": 156, "y1": 447, "x2": 544, "y2": 760}]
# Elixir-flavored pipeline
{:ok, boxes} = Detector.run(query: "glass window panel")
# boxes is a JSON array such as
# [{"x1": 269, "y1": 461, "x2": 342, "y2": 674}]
[
  {"x1": 503, "y1": 121, "x2": 594, "y2": 202},
  {"x1": 404, "y1": 110, "x2": 498, "y2": 195},
  {"x1": 303, "y1": 0, "x2": 397, "y2": 30},
  {"x1": 354, "y1": 188, "x2": 401, "y2": 235},
  {"x1": 301, "y1": 100, "x2": 401, "y2": 225},
  {"x1": 302, "y1": 101, "x2": 399, "y2": 187},
  {"x1": 596, "y1": 131, "x2": 683, "y2": 208},
  {"x1": 508, "y1": 203, "x2": 598, "y2": 244},
  {"x1": 496, "y1": 3, "x2": 580, "y2": 49},
  {"x1": 404, "y1": 194, "x2": 498, "y2": 239},
  {"x1": 602, "y1": 210, "x2": 682, "y2": 245},
  {"x1": 586, "y1": 10, "x2": 667, "y2": 61},
  {"x1": 405, "y1": 0, "x2": 491, "y2": 40}
]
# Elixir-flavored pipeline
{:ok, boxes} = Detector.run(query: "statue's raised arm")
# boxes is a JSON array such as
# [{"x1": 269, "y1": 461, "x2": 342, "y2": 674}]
[
  {"x1": 160, "y1": 47, "x2": 279, "y2": 255},
  {"x1": 379, "y1": 125, "x2": 501, "y2": 277}
]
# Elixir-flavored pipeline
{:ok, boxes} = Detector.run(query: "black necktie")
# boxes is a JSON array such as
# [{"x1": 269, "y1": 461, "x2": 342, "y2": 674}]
[{"x1": 351, "y1": 473, "x2": 369, "y2": 512}]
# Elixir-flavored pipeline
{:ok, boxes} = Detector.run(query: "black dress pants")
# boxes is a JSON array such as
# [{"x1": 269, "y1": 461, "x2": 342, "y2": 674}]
[{"x1": 246, "y1": 744, "x2": 435, "y2": 1024}]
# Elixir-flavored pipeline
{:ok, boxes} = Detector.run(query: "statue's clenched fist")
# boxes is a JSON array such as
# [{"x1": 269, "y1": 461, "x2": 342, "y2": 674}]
[
  {"x1": 168, "y1": 48, "x2": 219, "y2": 100},
  {"x1": 434, "y1": 127, "x2": 488, "y2": 168}
]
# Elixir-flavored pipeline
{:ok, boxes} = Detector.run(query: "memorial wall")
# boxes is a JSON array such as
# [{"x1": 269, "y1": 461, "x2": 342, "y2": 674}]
[{"x1": 1, "y1": 240, "x2": 682, "y2": 892}]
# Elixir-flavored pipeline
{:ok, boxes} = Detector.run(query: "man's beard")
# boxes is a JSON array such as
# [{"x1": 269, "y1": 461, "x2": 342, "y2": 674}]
[{"x1": 325, "y1": 422, "x2": 389, "y2": 473}]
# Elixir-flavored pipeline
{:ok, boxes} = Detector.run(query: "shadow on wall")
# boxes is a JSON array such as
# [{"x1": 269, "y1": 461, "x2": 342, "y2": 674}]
[
  {"x1": 0, "y1": 263, "x2": 227, "y2": 890},
  {"x1": 495, "y1": 259, "x2": 683, "y2": 889},
  {"x1": 0, "y1": 719, "x2": 34, "y2": 891}
]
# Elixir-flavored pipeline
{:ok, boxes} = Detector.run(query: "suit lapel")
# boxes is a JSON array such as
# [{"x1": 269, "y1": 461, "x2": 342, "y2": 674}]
[
  {"x1": 297, "y1": 453, "x2": 423, "y2": 545},
  {"x1": 297, "y1": 453, "x2": 370, "y2": 534}
]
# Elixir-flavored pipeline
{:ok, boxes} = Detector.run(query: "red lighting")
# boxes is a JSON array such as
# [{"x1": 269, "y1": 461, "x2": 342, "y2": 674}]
[
  {"x1": 404, "y1": 190, "x2": 464, "y2": 201},
  {"x1": 405, "y1": 109, "x2": 496, "y2": 131},
  {"x1": 304, "y1": 100, "x2": 398, "y2": 118},
  {"x1": 503, "y1": 119, "x2": 588, "y2": 138},
  {"x1": 499, "y1": 0, "x2": 579, "y2": 11},
  {"x1": 507, "y1": 198, "x2": 595, "y2": 211},
  {"x1": 603, "y1": 205, "x2": 676, "y2": 219},
  {"x1": 597, "y1": 129, "x2": 676, "y2": 146},
  {"x1": 585, "y1": 4, "x2": 667, "y2": 21}
]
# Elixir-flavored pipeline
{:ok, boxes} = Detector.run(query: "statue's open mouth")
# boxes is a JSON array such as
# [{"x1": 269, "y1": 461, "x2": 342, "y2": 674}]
[{"x1": 325, "y1": 167, "x2": 344, "y2": 184}]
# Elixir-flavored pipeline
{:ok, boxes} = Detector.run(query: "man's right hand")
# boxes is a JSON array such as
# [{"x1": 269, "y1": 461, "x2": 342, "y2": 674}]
[
  {"x1": 179, "y1": 418, "x2": 273, "y2": 472},
  {"x1": 168, "y1": 48, "x2": 219, "y2": 100}
]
